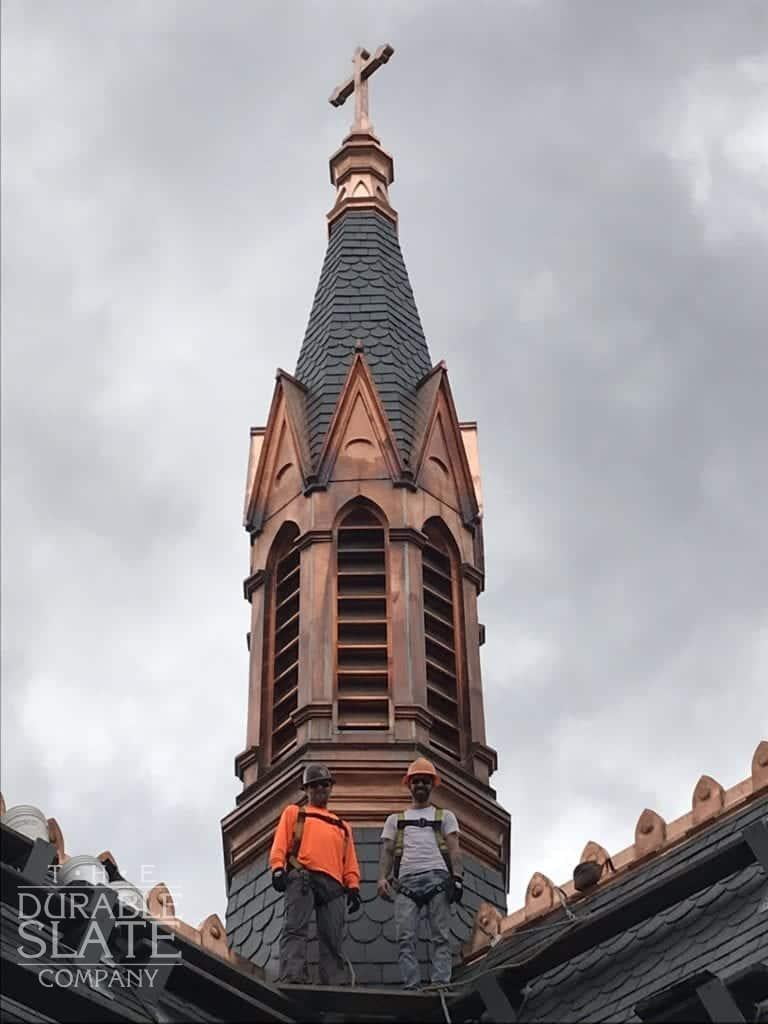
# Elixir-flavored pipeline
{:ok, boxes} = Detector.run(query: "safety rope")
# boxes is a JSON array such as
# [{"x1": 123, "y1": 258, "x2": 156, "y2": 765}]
[{"x1": 438, "y1": 988, "x2": 451, "y2": 1023}]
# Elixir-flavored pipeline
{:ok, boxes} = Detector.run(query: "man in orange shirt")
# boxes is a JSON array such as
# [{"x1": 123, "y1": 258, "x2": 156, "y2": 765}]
[{"x1": 270, "y1": 763, "x2": 361, "y2": 985}]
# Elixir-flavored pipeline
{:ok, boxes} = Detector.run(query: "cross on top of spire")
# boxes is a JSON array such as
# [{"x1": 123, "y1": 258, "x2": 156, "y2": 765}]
[{"x1": 329, "y1": 45, "x2": 394, "y2": 133}]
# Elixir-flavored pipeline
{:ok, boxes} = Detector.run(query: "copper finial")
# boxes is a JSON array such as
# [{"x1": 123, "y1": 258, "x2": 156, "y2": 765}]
[{"x1": 326, "y1": 45, "x2": 398, "y2": 231}]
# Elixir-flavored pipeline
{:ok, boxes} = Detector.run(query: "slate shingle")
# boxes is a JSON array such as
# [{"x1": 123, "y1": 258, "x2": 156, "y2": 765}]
[
  {"x1": 455, "y1": 795, "x2": 768, "y2": 1024},
  {"x1": 226, "y1": 826, "x2": 505, "y2": 985},
  {"x1": 295, "y1": 210, "x2": 433, "y2": 464}
]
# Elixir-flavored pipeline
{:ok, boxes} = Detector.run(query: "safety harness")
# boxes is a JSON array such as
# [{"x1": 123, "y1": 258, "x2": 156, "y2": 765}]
[
  {"x1": 393, "y1": 808, "x2": 454, "y2": 908},
  {"x1": 287, "y1": 805, "x2": 350, "y2": 869}
]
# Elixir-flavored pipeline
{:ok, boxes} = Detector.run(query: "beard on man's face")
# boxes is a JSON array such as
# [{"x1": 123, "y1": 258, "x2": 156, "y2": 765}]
[{"x1": 411, "y1": 781, "x2": 432, "y2": 798}]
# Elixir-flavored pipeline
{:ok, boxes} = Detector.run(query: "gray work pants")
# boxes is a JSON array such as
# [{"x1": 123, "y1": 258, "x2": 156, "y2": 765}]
[
  {"x1": 279, "y1": 868, "x2": 347, "y2": 985},
  {"x1": 394, "y1": 869, "x2": 452, "y2": 989}
]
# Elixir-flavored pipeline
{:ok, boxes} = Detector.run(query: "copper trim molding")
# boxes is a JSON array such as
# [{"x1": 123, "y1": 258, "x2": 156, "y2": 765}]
[
  {"x1": 234, "y1": 745, "x2": 259, "y2": 782},
  {"x1": 389, "y1": 527, "x2": 428, "y2": 548},
  {"x1": 460, "y1": 562, "x2": 485, "y2": 591},
  {"x1": 243, "y1": 569, "x2": 265, "y2": 602},
  {"x1": 294, "y1": 529, "x2": 333, "y2": 552},
  {"x1": 292, "y1": 703, "x2": 334, "y2": 727},
  {"x1": 393, "y1": 704, "x2": 433, "y2": 730}
]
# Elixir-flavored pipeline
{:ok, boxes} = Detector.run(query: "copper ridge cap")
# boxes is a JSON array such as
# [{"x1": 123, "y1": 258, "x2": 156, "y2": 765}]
[
  {"x1": 327, "y1": 45, "x2": 398, "y2": 231},
  {"x1": 463, "y1": 738, "x2": 768, "y2": 962}
]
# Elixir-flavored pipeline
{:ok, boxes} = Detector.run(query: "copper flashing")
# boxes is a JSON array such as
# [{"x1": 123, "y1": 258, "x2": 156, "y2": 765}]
[
  {"x1": 275, "y1": 368, "x2": 308, "y2": 393},
  {"x1": 416, "y1": 362, "x2": 448, "y2": 390}
]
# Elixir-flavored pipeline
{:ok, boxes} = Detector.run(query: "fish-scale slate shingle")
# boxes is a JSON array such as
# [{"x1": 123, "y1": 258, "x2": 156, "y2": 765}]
[
  {"x1": 295, "y1": 210, "x2": 433, "y2": 465},
  {"x1": 226, "y1": 824, "x2": 507, "y2": 986},
  {"x1": 455, "y1": 793, "x2": 768, "y2": 1023}
]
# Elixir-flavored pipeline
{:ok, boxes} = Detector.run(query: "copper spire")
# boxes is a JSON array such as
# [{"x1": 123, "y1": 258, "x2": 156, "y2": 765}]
[{"x1": 327, "y1": 45, "x2": 397, "y2": 230}]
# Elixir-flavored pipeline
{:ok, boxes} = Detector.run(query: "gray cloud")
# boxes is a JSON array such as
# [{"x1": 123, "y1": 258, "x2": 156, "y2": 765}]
[{"x1": 2, "y1": 0, "x2": 766, "y2": 924}]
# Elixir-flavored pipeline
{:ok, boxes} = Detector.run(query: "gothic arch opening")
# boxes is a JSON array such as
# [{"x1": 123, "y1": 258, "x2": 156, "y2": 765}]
[
  {"x1": 422, "y1": 517, "x2": 464, "y2": 759},
  {"x1": 265, "y1": 521, "x2": 301, "y2": 761},
  {"x1": 334, "y1": 501, "x2": 390, "y2": 731}
]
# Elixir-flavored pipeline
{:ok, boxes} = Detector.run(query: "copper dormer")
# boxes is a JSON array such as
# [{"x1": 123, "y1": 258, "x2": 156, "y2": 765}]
[{"x1": 327, "y1": 45, "x2": 397, "y2": 229}]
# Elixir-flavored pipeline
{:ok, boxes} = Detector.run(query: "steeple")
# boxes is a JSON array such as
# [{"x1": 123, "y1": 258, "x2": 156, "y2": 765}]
[
  {"x1": 295, "y1": 45, "x2": 432, "y2": 469},
  {"x1": 224, "y1": 49, "x2": 510, "y2": 984}
]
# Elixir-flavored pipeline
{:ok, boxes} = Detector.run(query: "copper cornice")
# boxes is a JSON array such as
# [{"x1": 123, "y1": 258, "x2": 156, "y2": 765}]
[
  {"x1": 461, "y1": 562, "x2": 485, "y2": 591},
  {"x1": 389, "y1": 527, "x2": 428, "y2": 548},
  {"x1": 243, "y1": 569, "x2": 265, "y2": 602},
  {"x1": 292, "y1": 703, "x2": 333, "y2": 727},
  {"x1": 294, "y1": 529, "x2": 333, "y2": 553},
  {"x1": 470, "y1": 741, "x2": 498, "y2": 775},
  {"x1": 394, "y1": 704, "x2": 433, "y2": 730},
  {"x1": 234, "y1": 745, "x2": 259, "y2": 783}
]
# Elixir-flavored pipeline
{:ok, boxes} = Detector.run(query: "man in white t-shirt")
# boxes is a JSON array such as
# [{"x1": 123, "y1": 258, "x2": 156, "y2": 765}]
[{"x1": 378, "y1": 757, "x2": 463, "y2": 990}]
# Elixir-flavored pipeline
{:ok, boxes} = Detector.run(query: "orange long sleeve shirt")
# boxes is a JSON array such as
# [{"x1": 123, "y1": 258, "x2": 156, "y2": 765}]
[{"x1": 269, "y1": 804, "x2": 361, "y2": 889}]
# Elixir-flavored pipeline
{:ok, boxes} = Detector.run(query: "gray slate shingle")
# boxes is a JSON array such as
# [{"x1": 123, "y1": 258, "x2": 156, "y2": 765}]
[
  {"x1": 295, "y1": 210, "x2": 433, "y2": 465},
  {"x1": 455, "y1": 795, "x2": 768, "y2": 1024},
  {"x1": 225, "y1": 826, "x2": 506, "y2": 986}
]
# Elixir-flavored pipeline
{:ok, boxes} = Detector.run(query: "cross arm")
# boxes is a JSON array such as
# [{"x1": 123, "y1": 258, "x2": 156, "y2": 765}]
[{"x1": 328, "y1": 44, "x2": 394, "y2": 107}]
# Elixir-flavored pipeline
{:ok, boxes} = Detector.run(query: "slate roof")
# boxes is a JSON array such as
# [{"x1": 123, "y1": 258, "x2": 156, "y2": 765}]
[
  {"x1": 294, "y1": 210, "x2": 433, "y2": 465},
  {"x1": 0, "y1": 821, "x2": 298, "y2": 1023},
  {"x1": 454, "y1": 792, "x2": 768, "y2": 1022},
  {"x1": 226, "y1": 826, "x2": 507, "y2": 987}
]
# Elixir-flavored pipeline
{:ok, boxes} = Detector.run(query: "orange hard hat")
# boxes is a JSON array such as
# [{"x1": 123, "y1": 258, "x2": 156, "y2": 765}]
[{"x1": 402, "y1": 757, "x2": 440, "y2": 787}]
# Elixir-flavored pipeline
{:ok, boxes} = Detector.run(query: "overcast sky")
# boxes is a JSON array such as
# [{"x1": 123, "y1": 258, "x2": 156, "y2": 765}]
[{"x1": 2, "y1": 0, "x2": 767, "y2": 928}]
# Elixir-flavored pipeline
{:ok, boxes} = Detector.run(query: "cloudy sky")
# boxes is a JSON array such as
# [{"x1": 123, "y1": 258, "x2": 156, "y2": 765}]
[{"x1": 2, "y1": 1, "x2": 767, "y2": 928}]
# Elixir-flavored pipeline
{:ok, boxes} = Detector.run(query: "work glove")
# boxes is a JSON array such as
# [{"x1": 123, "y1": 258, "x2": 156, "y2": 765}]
[
  {"x1": 271, "y1": 869, "x2": 287, "y2": 893},
  {"x1": 345, "y1": 887, "x2": 361, "y2": 914},
  {"x1": 449, "y1": 876, "x2": 464, "y2": 904}
]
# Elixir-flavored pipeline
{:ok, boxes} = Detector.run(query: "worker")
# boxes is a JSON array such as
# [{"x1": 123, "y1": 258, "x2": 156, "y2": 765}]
[
  {"x1": 377, "y1": 757, "x2": 463, "y2": 990},
  {"x1": 270, "y1": 763, "x2": 361, "y2": 985}
]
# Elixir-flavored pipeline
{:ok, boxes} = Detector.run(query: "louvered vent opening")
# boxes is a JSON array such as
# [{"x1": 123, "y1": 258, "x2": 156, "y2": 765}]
[
  {"x1": 336, "y1": 508, "x2": 389, "y2": 730},
  {"x1": 423, "y1": 540, "x2": 460, "y2": 758},
  {"x1": 272, "y1": 545, "x2": 300, "y2": 759}
]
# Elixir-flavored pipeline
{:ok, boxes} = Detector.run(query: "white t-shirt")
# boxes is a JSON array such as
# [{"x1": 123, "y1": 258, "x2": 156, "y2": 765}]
[{"x1": 381, "y1": 806, "x2": 459, "y2": 879}]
